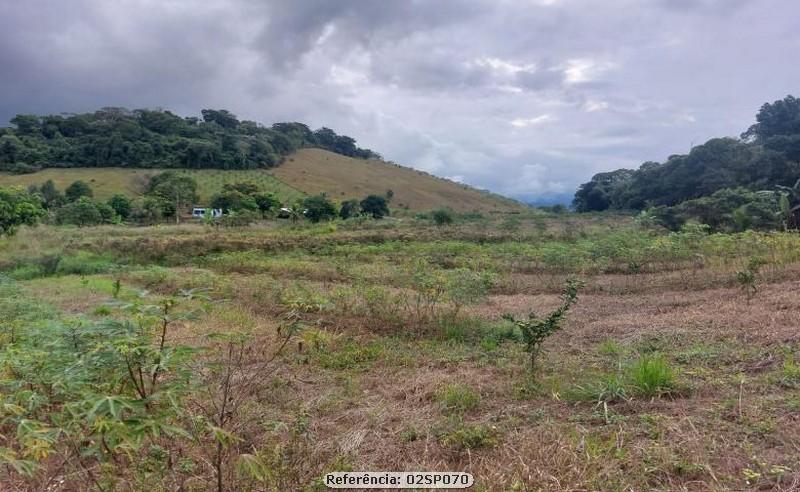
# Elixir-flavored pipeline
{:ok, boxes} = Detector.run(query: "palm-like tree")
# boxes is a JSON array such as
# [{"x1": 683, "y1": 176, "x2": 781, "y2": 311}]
[{"x1": 776, "y1": 178, "x2": 800, "y2": 229}]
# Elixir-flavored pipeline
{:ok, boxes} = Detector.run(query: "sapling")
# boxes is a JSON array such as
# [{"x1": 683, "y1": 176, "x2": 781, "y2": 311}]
[
  {"x1": 503, "y1": 279, "x2": 583, "y2": 372},
  {"x1": 735, "y1": 257, "x2": 765, "y2": 302}
]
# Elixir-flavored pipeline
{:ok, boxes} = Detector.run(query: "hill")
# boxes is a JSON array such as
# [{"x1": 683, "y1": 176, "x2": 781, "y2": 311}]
[
  {"x1": 0, "y1": 168, "x2": 305, "y2": 204},
  {"x1": 0, "y1": 149, "x2": 522, "y2": 212},
  {"x1": 272, "y1": 148, "x2": 523, "y2": 212},
  {"x1": 573, "y1": 95, "x2": 800, "y2": 213}
]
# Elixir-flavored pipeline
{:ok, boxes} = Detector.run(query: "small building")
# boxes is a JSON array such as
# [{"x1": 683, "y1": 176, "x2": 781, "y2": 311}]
[{"x1": 191, "y1": 207, "x2": 223, "y2": 218}]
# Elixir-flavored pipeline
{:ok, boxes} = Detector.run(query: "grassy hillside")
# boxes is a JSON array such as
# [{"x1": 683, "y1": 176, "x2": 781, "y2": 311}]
[
  {"x1": 0, "y1": 168, "x2": 305, "y2": 204},
  {"x1": 0, "y1": 148, "x2": 524, "y2": 211},
  {"x1": 273, "y1": 148, "x2": 524, "y2": 212}
]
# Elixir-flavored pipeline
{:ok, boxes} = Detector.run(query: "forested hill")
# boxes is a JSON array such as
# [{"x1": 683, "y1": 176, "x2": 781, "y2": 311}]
[
  {"x1": 573, "y1": 95, "x2": 800, "y2": 213},
  {"x1": 0, "y1": 108, "x2": 379, "y2": 173}
]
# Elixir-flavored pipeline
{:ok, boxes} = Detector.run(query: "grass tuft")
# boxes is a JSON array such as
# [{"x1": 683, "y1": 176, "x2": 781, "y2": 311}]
[
  {"x1": 628, "y1": 354, "x2": 676, "y2": 398},
  {"x1": 436, "y1": 383, "x2": 481, "y2": 414}
]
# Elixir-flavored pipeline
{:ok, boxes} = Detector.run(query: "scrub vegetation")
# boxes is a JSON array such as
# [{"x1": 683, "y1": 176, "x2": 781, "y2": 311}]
[{"x1": 1, "y1": 210, "x2": 800, "y2": 490}]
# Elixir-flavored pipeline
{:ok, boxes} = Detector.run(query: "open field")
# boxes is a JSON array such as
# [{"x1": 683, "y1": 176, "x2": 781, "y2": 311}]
[{"x1": 1, "y1": 214, "x2": 800, "y2": 490}]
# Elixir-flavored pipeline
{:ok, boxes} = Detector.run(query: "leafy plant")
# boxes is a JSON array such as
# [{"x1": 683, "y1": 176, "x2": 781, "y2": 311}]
[
  {"x1": 0, "y1": 285, "x2": 208, "y2": 488},
  {"x1": 736, "y1": 257, "x2": 765, "y2": 301},
  {"x1": 502, "y1": 279, "x2": 583, "y2": 371}
]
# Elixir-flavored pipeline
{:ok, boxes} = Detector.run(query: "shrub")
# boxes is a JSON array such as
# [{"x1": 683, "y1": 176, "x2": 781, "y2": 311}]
[
  {"x1": 360, "y1": 194, "x2": 389, "y2": 219},
  {"x1": 339, "y1": 199, "x2": 361, "y2": 219},
  {"x1": 107, "y1": 194, "x2": 132, "y2": 219},
  {"x1": 0, "y1": 187, "x2": 45, "y2": 236},
  {"x1": 301, "y1": 194, "x2": 337, "y2": 223},
  {"x1": 628, "y1": 354, "x2": 675, "y2": 398},
  {"x1": 735, "y1": 257, "x2": 765, "y2": 301},
  {"x1": 64, "y1": 180, "x2": 93, "y2": 202},
  {"x1": 55, "y1": 197, "x2": 116, "y2": 226},
  {"x1": 436, "y1": 384, "x2": 481, "y2": 414},
  {"x1": 503, "y1": 279, "x2": 583, "y2": 371},
  {"x1": 431, "y1": 208, "x2": 454, "y2": 226}
]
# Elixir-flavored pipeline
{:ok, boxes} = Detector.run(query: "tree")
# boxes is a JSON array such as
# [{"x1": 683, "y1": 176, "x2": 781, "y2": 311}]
[
  {"x1": 33, "y1": 180, "x2": 64, "y2": 209},
  {"x1": 130, "y1": 197, "x2": 164, "y2": 224},
  {"x1": 0, "y1": 107, "x2": 376, "y2": 173},
  {"x1": 743, "y1": 95, "x2": 800, "y2": 143},
  {"x1": 360, "y1": 194, "x2": 389, "y2": 219},
  {"x1": 0, "y1": 187, "x2": 44, "y2": 236},
  {"x1": 200, "y1": 109, "x2": 240, "y2": 129},
  {"x1": 10, "y1": 115, "x2": 41, "y2": 135},
  {"x1": 253, "y1": 192, "x2": 280, "y2": 215},
  {"x1": 107, "y1": 194, "x2": 132, "y2": 219},
  {"x1": 55, "y1": 197, "x2": 104, "y2": 227},
  {"x1": 65, "y1": 180, "x2": 93, "y2": 202},
  {"x1": 301, "y1": 194, "x2": 337, "y2": 223},
  {"x1": 431, "y1": 208, "x2": 454, "y2": 226},
  {"x1": 210, "y1": 189, "x2": 258, "y2": 213},
  {"x1": 339, "y1": 199, "x2": 360, "y2": 219},
  {"x1": 147, "y1": 172, "x2": 198, "y2": 223}
]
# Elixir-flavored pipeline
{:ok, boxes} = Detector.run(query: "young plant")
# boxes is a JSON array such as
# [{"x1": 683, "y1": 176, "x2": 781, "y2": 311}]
[
  {"x1": 735, "y1": 257, "x2": 765, "y2": 302},
  {"x1": 502, "y1": 279, "x2": 583, "y2": 371},
  {"x1": 194, "y1": 311, "x2": 301, "y2": 492}
]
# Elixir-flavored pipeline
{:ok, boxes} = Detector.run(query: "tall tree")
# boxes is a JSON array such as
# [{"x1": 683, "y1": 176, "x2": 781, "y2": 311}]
[
  {"x1": 147, "y1": 172, "x2": 198, "y2": 223},
  {"x1": 65, "y1": 180, "x2": 94, "y2": 202}
]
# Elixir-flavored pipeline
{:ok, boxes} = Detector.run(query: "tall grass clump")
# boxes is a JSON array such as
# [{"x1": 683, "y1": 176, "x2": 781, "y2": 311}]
[{"x1": 628, "y1": 354, "x2": 676, "y2": 398}]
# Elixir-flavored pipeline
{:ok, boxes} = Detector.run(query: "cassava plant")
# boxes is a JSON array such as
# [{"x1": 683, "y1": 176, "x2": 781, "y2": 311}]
[
  {"x1": 502, "y1": 279, "x2": 583, "y2": 372},
  {"x1": 0, "y1": 286, "x2": 209, "y2": 490}
]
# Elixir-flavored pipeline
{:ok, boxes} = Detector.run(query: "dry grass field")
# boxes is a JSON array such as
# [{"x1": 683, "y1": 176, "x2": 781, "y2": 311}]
[
  {"x1": 1, "y1": 213, "x2": 799, "y2": 491},
  {"x1": 272, "y1": 149, "x2": 525, "y2": 212}
]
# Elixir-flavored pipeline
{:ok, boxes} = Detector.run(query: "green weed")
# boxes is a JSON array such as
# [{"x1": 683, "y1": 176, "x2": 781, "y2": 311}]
[
  {"x1": 436, "y1": 384, "x2": 481, "y2": 414},
  {"x1": 628, "y1": 354, "x2": 676, "y2": 398}
]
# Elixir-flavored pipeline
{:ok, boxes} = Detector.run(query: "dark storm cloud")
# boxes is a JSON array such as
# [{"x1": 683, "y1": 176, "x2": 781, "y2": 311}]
[{"x1": 1, "y1": 0, "x2": 799, "y2": 202}]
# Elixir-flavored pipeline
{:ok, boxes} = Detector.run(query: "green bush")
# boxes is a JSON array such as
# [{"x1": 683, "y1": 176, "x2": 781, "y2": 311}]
[
  {"x1": 431, "y1": 208, "x2": 454, "y2": 226},
  {"x1": 301, "y1": 194, "x2": 337, "y2": 223}
]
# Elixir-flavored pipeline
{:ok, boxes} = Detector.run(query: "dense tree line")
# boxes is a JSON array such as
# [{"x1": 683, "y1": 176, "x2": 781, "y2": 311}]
[
  {"x1": 0, "y1": 107, "x2": 379, "y2": 173},
  {"x1": 573, "y1": 95, "x2": 800, "y2": 227}
]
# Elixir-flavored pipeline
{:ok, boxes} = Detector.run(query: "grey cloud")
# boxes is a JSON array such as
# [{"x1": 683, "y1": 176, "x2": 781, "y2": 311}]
[{"x1": 1, "y1": 0, "x2": 799, "y2": 203}]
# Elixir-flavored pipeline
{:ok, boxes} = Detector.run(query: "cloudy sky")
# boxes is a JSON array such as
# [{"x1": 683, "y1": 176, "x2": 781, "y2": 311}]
[{"x1": 1, "y1": 0, "x2": 798, "y2": 203}]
